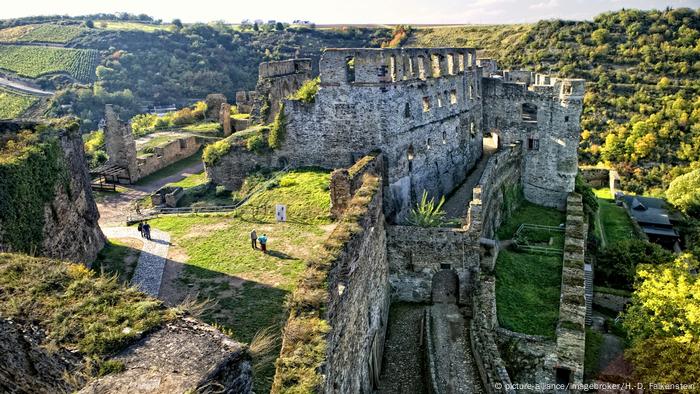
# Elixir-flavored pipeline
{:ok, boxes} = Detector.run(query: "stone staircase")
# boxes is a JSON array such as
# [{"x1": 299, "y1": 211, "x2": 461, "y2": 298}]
[{"x1": 584, "y1": 263, "x2": 593, "y2": 326}]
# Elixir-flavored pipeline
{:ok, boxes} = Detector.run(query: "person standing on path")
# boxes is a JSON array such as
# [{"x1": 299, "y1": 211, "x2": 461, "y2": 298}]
[
  {"x1": 250, "y1": 229, "x2": 258, "y2": 249},
  {"x1": 258, "y1": 233, "x2": 268, "y2": 254},
  {"x1": 143, "y1": 222, "x2": 152, "y2": 241},
  {"x1": 137, "y1": 222, "x2": 144, "y2": 238}
]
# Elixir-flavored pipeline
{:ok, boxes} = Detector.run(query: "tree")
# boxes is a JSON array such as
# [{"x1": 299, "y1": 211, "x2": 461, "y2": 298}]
[
  {"x1": 275, "y1": 22, "x2": 284, "y2": 31},
  {"x1": 595, "y1": 239, "x2": 673, "y2": 290},
  {"x1": 84, "y1": 20, "x2": 94, "y2": 28},
  {"x1": 172, "y1": 18, "x2": 183, "y2": 29},
  {"x1": 666, "y1": 168, "x2": 700, "y2": 216},
  {"x1": 253, "y1": 22, "x2": 259, "y2": 32},
  {"x1": 591, "y1": 28, "x2": 609, "y2": 45},
  {"x1": 623, "y1": 254, "x2": 700, "y2": 384}
]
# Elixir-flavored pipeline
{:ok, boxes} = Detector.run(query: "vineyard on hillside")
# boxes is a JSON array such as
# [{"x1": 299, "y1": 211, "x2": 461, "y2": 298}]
[
  {"x1": 0, "y1": 23, "x2": 84, "y2": 44},
  {"x1": 0, "y1": 88, "x2": 37, "y2": 119},
  {"x1": 0, "y1": 45, "x2": 98, "y2": 82}
]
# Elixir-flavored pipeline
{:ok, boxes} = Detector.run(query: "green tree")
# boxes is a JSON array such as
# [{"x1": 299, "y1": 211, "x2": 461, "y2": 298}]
[
  {"x1": 591, "y1": 28, "x2": 609, "y2": 45},
  {"x1": 595, "y1": 239, "x2": 673, "y2": 290},
  {"x1": 275, "y1": 22, "x2": 284, "y2": 31},
  {"x1": 623, "y1": 254, "x2": 700, "y2": 385},
  {"x1": 172, "y1": 18, "x2": 183, "y2": 29},
  {"x1": 666, "y1": 169, "x2": 700, "y2": 216}
]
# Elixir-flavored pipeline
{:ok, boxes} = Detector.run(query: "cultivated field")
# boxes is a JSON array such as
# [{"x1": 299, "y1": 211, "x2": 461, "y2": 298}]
[
  {"x1": 0, "y1": 45, "x2": 98, "y2": 82},
  {"x1": 0, "y1": 88, "x2": 37, "y2": 119},
  {"x1": 0, "y1": 23, "x2": 84, "y2": 44}
]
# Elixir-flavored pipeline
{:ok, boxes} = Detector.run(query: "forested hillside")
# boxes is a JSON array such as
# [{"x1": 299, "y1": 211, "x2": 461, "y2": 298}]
[{"x1": 411, "y1": 8, "x2": 699, "y2": 195}]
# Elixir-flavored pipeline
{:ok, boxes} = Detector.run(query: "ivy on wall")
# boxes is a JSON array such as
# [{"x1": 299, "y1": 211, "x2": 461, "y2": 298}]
[{"x1": 0, "y1": 132, "x2": 67, "y2": 254}]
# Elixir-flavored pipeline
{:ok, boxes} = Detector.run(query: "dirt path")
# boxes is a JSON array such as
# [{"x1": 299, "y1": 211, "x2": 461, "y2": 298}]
[
  {"x1": 95, "y1": 160, "x2": 204, "y2": 226},
  {"x1": 0, "y1": 75, "x2": 53, "y2": 96}
]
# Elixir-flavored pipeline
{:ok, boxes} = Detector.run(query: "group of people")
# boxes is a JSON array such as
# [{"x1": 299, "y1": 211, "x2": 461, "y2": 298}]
[
  {"x1": 249, "y1": 229, "x2": 268, "y2": 253},
  {"x1": 137, "y1": 221, "x2": 152, "y2": 240}
]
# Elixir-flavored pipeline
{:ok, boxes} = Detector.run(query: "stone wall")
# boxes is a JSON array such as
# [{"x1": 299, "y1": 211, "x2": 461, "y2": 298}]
[
  {"x1": 329, "y1": 151, "x2": 381, "y2": 219},
  {"x1": 464, "y1": 142, "x2": 523, "y2": 242},
  {"x1": 481, "y1": 76, "x2": 584, "y2": 209},
  {"x1": 593, "y1": 291, "x2": 630, "y2": 313},
  {"x1": 135, "y1": 135, "x2": 201, "y2": 179},
  {"x1": 554, "y1": 193, "x2": 588, "y2": 386},
  {"x1": 323, "y1": 157, "x2": 390, "y2": 393},
  {"x1": 205, "y1": 143, "x2": 274, "y2": 191},
  {"x1": 104, "y1": 105, "x2": 138, "y2": 182},
  {"x1": 386, "y1": 225, "x2": 479, "y2": 304},
  {"x1": 579, "y1": 167, "x2": 610, "y2": 188},
  {"x1": 253, "y1": 59, "x2": 313, "y2": 123}
]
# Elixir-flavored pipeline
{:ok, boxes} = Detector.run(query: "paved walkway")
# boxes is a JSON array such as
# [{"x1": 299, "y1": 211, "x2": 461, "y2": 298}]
[
  {"x1": 443, "y1": 146, "x2": 496, "y2": 220},
  {"x1": 102, "y1": 226, "x2": 171, "y2": 297}
]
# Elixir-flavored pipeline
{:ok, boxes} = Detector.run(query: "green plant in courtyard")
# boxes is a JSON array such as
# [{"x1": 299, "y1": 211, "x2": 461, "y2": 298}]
[{"x1": 408, "y1": 191, "x2": 446, "y2": 227}]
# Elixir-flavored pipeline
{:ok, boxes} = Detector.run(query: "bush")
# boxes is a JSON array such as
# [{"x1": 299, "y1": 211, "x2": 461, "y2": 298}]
[
  {"x1": 595, "y1": 239, "x2": 674, "y2": 291},
  {"x1": 575, "y1": 174, "x2": 599, "y2": 218},
  {"x1": 666, "y1": 168, "x2": 700, "y2": 216},
  {"x1": 268, "y1": 103, "x2": 286, "y2": 149},
  {"x1": 245, "y1": 133, "x2": 267, "y2": 154},
  {"x1": 288, "y1": 77, "x2": 320, "y2": 103},
  {"x1": 202, "y1": 138, "x2": 232, "y2": 165},
  {"x1": 408, "y1": 191, "x2": 447, "y2": 227},
  {"x1": 215, "y1": 184, "x2": 230, "y2": 197}
]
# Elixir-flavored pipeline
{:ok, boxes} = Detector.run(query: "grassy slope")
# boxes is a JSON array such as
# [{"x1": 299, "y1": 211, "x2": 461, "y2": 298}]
[
  {"x1": 92, "y1": 239, "x2": 143, "y2": 283},
  {"x1": 148, "y1": 169, "x2": 332, "y2": 391},
  {"x1": 495, "y1": 202, "x2": 566, "y2": 337},
  {"x1": 593, "y1": 188, "x2": 636, "y2": 246},
  {"x1": 0, "y1": 24, "x2": 84, "y2": 43},
  {"x1": 407, "y1": 24, "x2": 532, "y2": 57},
  {"x1": 0, "y1": 88, "x2": 37, "y2": 119},
  {"x1": 0, "y1": 253, "x2": 172, "y2": 358}
]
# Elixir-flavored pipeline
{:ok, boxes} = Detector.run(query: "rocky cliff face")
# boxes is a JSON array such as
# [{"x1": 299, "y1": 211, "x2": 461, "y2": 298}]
[{"x1": 41, "y1": 125, "x2": 105, "y2": 264}]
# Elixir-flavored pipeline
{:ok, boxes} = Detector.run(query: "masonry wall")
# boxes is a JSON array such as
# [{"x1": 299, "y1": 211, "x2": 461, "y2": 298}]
[
  {"x1": 254, "y1": 59, "x2": 313, "y2": 123},
  {"x1": 481, "y1": 77, "x2": 584, "y2": 209},
  {"x1": 136, "y1": 136, "x2": 201, "y2": 179},
  {"x1": 104, "y1": 105, "x2": 138, "y2": 182}
]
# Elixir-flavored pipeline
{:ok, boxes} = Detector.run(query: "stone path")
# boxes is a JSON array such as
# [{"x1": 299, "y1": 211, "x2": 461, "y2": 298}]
[
  {"x1": 102, "y1": 226, "x2": 171, "y2": 297},
  {"x1": 443, "y1": 146, "x2": 496, "y2": 220}
]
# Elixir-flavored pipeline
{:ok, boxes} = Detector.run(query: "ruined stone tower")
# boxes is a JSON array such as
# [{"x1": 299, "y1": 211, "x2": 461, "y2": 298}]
[
  {"x1": 250, "y1": 59, "x2": 313, "y2": 123},
  {"x1": 104, "y1": 104, "x2": 138, "y2": 183}
]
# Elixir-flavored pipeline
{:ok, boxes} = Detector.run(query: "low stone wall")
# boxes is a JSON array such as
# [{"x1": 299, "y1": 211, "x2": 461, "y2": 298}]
[
  {"x1": 329, "y1": 151, "x2": 381, "y2": 219},
  {"x1": 465, "y1": 143, "x2": 523, "y2": 243},
  {"x1": 593, "y1": 291, "x2": 630, "y2": 313},
  {"x1": 206, "y1": 143, "x2": 276, "y2": 191},
  {"x1": 387, "y1": 225, "x2": 479, "y2": 304},
  {"x1": 494, "y1": 328, "x2": 557, "y2": 388},
  {"x1": 136, "y1": 135, "x2": 201, "y2": 179},
  {"x1": 579, "y1": 167, "x2": 610, "y2": 188},
  {"x1": 554, "y1": 193, "x2": 588, "y2": 386}
]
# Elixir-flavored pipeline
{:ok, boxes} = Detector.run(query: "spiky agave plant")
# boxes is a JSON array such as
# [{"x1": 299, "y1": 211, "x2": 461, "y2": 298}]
[{"x1": 408, "y1": 191, "x2": 446, "y2": 227}]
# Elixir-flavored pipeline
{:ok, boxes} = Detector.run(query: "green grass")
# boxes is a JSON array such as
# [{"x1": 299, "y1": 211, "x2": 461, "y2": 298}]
[
  {"x1": 584, "y1": 328, "x2": 604, "y2": 379},
  {"x1": 0, "y1": 24, "x2": 84, "y2": 43},
  {"x1": 0, "y1": 88, "x2": 37, "y2": 119},
  {"x1": 94, "y1": 20, "x2": 173, "y2": 32},
  {"x1": 180, "y1": 122, "x2": 222, "y2": 136},
  {"x1": 134, "y1": 149, "x2": 203, "y2": 187},
  {"x1": 147, "y1": 169, "x2": 332, "y2": 391},
  {"x1": 92, "y1": 239, "x2": 142, "y2": 283},
  {"x1": 495, "y1": 249, "x2": 562, "y2": 337},
  {"x1": 593, "y1": 187, "x2": 614, "y2": 200},
  {"x1": 167, "y1": 171, "x2": 208, "y2": 189},
  {"x1": 0, "y1": 253, "x2": 173, "y2": 359},
  {"x1": 496, "y1": 201, "x2": 566, "y2": 240},
  {"x1": 0, "y1": 45, "x2": 98, "y2": 82},
  {"x1": 598, "y1": 199, "x2": 635, "y2": 246},
  {"x1": 137, "y1": 134, "x2": 180, "y2": 155}
]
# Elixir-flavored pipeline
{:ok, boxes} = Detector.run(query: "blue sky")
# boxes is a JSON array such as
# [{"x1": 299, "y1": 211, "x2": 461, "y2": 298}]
[{"x1": 2, "y1": 0, "x2": 698, "y2": 24}]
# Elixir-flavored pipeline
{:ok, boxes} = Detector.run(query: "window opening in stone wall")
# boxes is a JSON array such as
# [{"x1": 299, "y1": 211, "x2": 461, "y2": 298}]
[
  {"x1": 407, "y1": 145, "x2": 414, "y2": 172},
  {"x1": 442, "y1": 131, "x2": 447, "y2": 144},
  {"x1": 404, "y1": 103, "x2": 411, "y2": 118},
  {"x1": 408, "y1": 57, "x2": 415, "y2": 78},
  {"x1": 469, "y1": 84, "x2": 474, "y2": 99},
  {"x1": 440, "y1": 263, "x2": 452, "y2": 270},
  {"x1": 470, "y1": 120, "x2": 476, "y2": 137},
  {"x1": 390, "y1": 55, "x2": 397, "y2": 82},
  {"x1": 450, "y1": 90, "x2": 457, "y2": 105},
  {"x1": 521, "y1": 103, "x2": 537, "y2": 122},
  {"x1": 431, "y1": 54, "x2": 441, "y2": 78},
  {"x1": 458, "y1": 53, "x2": 465, "y2": 72},
  {"x1": 563, "y1": 84, "x2": 573, "y2": 95},
  {"x1": 447, "y1": 53, "x2": 455, "y2": 75},
  {"x1": 564, "y1": 115, "x2": 569, "y2": 122},
  {"x1": 467, "y1": 52, "x2": 473, "y2": 67},
  {"x1": 427, "y1": 138, "x2": 431, "y2": 150},
  {"x1": 437, "y1": 95, "x2": 443, "y2": 108},
  {"x1": 402, "y1": 55, "x2": 409, "y2": 80},
  {"x1": 179, "y1": 139, "x2": 187, "y2": 149},
  {"x1": 417, "y1": 56, "x2": 426, "y2": 80},
  {"x1": 422, "y1": 97, "x2": 431, "y2": 112},
  {"x1": 346, "y1": 57, "x2": 355, "y2": 83},
  {"x1": 528, "y1": 137, "x2": 540, "y2": 150}
]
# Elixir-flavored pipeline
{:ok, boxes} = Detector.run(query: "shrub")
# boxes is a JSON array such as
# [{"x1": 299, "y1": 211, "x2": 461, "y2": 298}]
[
  {"x1": 246, "y1": 133, "x2": 267, "y2": 154},
  {"x1": 666, "y1": 168, "x2": 700, "y2": 216},
  {"x1": 575, "y1": 174, "x2": 599, "y2": 219},
  {"x1": 268, "y1": 103, "x2": 286, "y2": 150},
  {"x1": 202, "y1": 138, "x2": 232, "y2": 165},
  {"x1": 595, "y1": 239, "x2": 673, "y2": 291},
  {"x1": 288, "y1": 77, "x2": 320, "y2": 103},
  {"x1": 215, "y1": 184, "x2": 229, "y2": 197},
  {"x1": 408, "y1": 191, "x2": 447, "y2": 227}
]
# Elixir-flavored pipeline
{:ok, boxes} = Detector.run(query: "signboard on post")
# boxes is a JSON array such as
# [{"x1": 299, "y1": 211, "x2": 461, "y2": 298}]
[{"x1": 276, "y1": 204, "x2": 287, "y2": 222}]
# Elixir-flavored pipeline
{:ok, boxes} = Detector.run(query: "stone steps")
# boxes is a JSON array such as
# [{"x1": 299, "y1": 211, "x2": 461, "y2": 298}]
[{"x1": 584, "y1": 263, "x2": 593, "y2": 326}]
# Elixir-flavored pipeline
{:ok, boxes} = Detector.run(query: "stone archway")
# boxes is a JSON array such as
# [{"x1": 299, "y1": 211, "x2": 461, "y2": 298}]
[{"x1": 431, "y1": 269, "x2": 459, "y2": 304}]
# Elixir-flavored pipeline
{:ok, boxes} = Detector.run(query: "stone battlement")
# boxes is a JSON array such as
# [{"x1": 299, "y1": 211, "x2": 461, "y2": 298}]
[
  {"x1": 320, "y1": 47, "x2": 478, "y2": 85},
  {"x1": 258, "y1": 58, "x2": 312, "y2": 79}
]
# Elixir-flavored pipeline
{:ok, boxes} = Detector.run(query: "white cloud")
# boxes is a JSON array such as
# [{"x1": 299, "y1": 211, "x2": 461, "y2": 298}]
[{"x1": 530, "y1": 0, "x2": 560, "y2": 9}]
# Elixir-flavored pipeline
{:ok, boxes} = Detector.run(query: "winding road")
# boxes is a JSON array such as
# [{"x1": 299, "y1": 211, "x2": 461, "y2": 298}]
[{"x1": 0, "y1": 76, "x2": 53, "y2": 96}]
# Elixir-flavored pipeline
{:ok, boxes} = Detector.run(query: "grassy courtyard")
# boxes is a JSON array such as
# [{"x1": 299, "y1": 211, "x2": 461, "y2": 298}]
[
  {"x1": 495, "y1": 201, "x2": 566, "y2": 338},
  {"x1": 593, "y1": 188, "x2": 635, "y2": 247},
  {"x1": 148, "y1": 168, "x2": 333, "y2": 391}
]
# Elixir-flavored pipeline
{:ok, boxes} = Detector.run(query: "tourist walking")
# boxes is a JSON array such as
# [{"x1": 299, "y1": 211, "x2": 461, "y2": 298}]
[
  {"x1": 137, "y1": 222, "x2": 144, "y2": 238},
  {"x1": 250, "y1": 229, "x2": 258, "y2": 249},
  {"x1": 258, "y1": 233, "x2": 268, "y2": 253},
  {"x1": 143, "y1": 222, "x2": 152, "y2": 241}
]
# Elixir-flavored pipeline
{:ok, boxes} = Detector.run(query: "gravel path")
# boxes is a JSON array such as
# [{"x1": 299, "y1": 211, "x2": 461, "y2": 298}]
[{"x1": 102, "y1": 226, "x2": 171, "y2": 297}]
